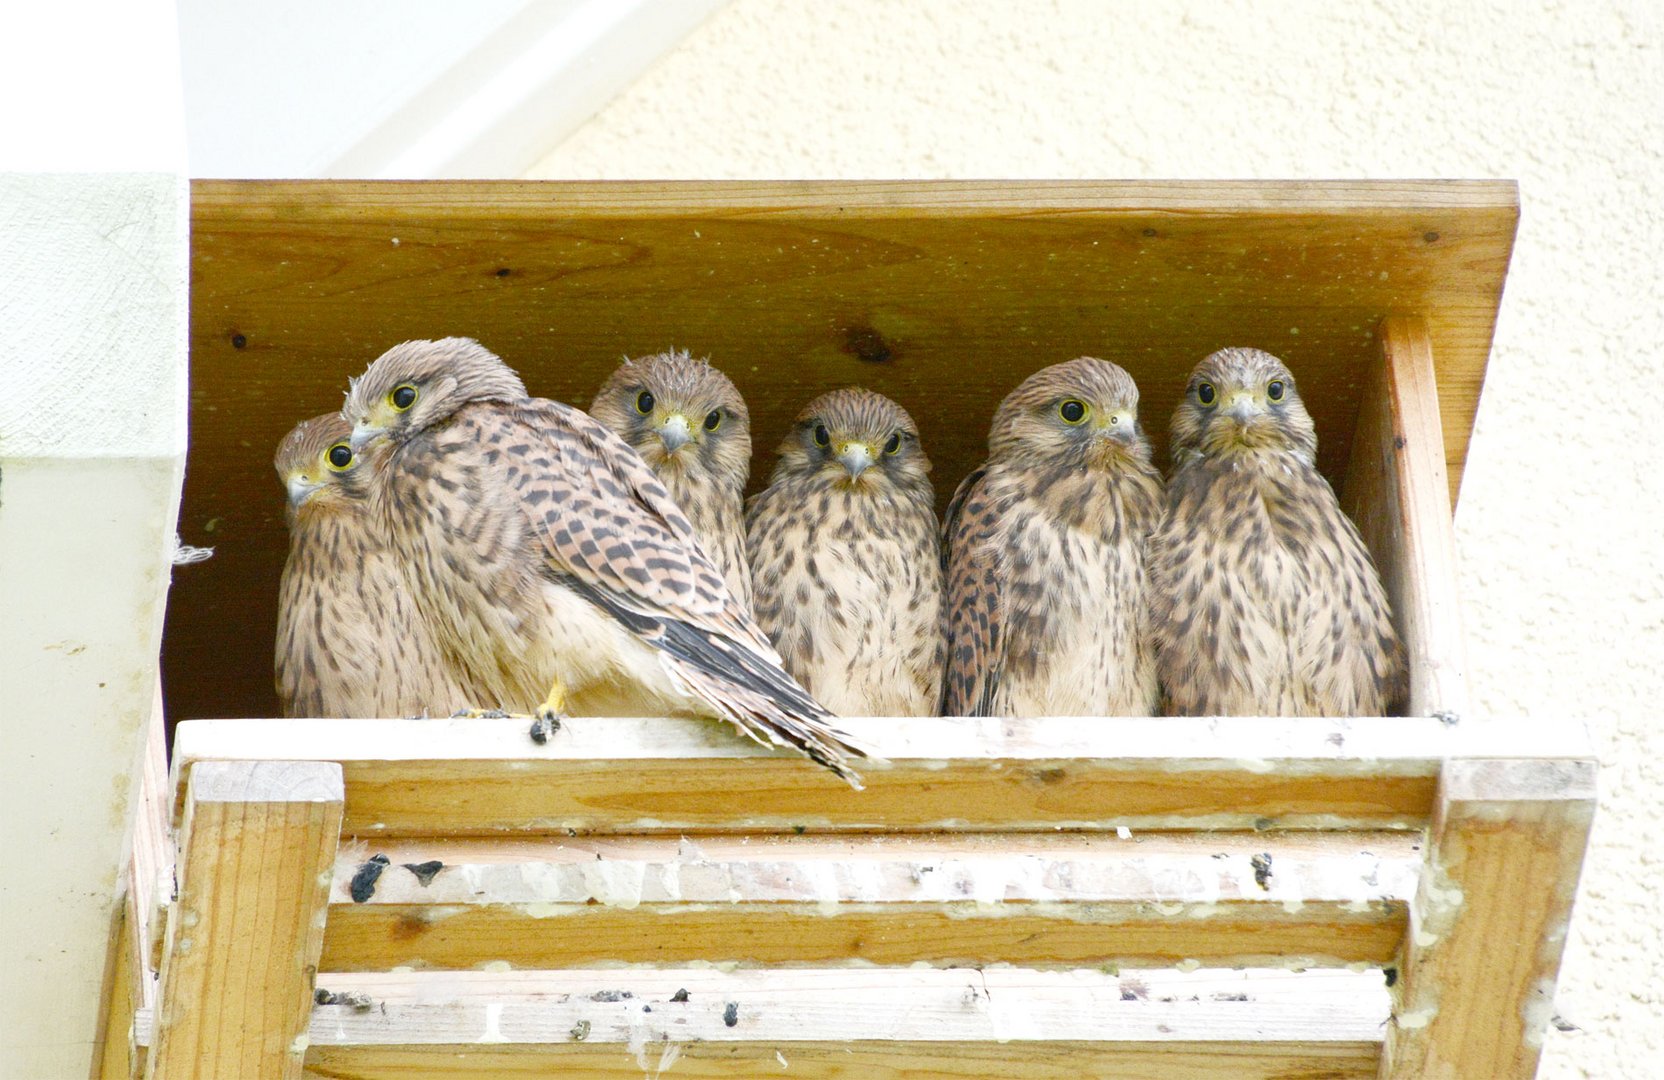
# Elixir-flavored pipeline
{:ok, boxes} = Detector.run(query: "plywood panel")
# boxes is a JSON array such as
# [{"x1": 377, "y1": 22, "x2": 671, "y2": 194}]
[{"x1": 167, "y1": 180, "x2": 1516, "y2": 720}]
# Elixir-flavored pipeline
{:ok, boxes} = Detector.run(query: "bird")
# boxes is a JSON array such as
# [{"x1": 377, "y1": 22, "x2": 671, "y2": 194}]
[
  {"x1": 272, "y1": 413, "x2": 472, "y2": 719},
  {"x1": 1146, "y1": 346, "x2": 1405, "y2": 716},
  {"x1": 589, "y1": 349, "x2": 754, "y2": 611},
  {"x1": 940, "y1": 357, "x2": 1163, "y2": 717},
  {"x1": 339, "y1": 337, "x2": 867, "y2": 784},
  {"x1": 745, "y1": 388, "x2": 944, "y2": 717}
]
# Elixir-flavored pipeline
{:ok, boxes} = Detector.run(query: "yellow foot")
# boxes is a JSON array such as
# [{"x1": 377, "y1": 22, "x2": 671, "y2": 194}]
[{"x1": 529, "y1": 680, "x2": 568, "y2": 746}]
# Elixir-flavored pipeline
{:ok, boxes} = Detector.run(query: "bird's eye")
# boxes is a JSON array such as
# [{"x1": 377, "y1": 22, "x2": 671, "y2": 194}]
[
  {"x1": 325, "y1": 443, "x2": 354, "y2": 470},
  {"x1": 703, "y1": 409, "x2": 723, "y2": 432},
  {"x1": 635, "y1": 391, "x2": 655, "y2": 415},
  {"x1": 813, "y1": 424, "x2": 831, "y2": 448},
  {"x1": 390, "y1": 384, "x2": 418, "y2": 411},
  {"x1": 1267, "y1": 380, "x2": 1286, "y2": 403},
  {"x1": 1196, "y1": 382, "x2": 1217, "y2": 406},
  {"x1": 884, "y1": 433, "x2": 902, "y2": 455},
  {"x1": 1058, "y1": 399, "x2": 1089, "y2": 425}
]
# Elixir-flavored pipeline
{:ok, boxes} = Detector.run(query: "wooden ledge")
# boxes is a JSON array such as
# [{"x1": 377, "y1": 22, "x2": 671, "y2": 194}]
[
  {"x1": 137, "y1": 967, "x2": 1389, "y2": 1079},
  {"x1": 320, "y1": 832, "x2": 1418, "y2": 971},
  {"x1": 172, "y1": 715, "x2": 1591, "y2": 836}
]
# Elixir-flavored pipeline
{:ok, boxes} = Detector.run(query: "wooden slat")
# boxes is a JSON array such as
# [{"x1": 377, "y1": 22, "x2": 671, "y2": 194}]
[
  {"x1": 1382, "y1": 758, "x2": 1597, "y2": 1079},
  {"x1": 1343, "y1": 317, "x2": 1470, "y2": 718},
  {"x1": 138, "y1": 967, "x2": 1387, "y2": 1079},
  {"x1": 320, "y1": 832, "x2": 1417, "y2": 971},
  {"x1": 168, "y1": 178, "x2": 1517, "y2": 721},
  {"x1": 171, "y1": 716, "x2": 1586, "y2": 836},
  {"x1": 146, "y1": 761, "x2": 344, "y2": 1080}
]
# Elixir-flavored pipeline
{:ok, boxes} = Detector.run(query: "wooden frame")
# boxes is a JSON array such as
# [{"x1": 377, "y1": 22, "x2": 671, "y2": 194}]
[{"x1": 105, "y1": 181, "x2": 1597, "y2": 1079}]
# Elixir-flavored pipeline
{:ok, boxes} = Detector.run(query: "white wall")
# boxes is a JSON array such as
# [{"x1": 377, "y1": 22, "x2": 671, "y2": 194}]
[
  {"x1": 0, "y1": 3, "x2": 189, "y2": 1077},
  {"x1": 528, "y1": 2, "x2": 1664, "y2": 1075}
]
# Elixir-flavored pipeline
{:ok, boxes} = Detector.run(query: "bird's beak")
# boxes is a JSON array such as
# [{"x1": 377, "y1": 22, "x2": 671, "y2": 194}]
[
  {"x1": 348, "y1": 423, "x2": 381, "y2": 452},
  {"x1": 1094, "y1": 408, "x2": 1137, "y2": 443},
  {"x1": 285, "y1": 474, "x2": 320, "y2": 508},
  {"x1": 837, "y1": 441, "x2": 877, "y2": 478},
  {"x1": 658, "y1": 413, "x2": 692, "y2": 454},
  {"x1": 1222, "y1": 391, "x2": 1262, "y2": 424}
]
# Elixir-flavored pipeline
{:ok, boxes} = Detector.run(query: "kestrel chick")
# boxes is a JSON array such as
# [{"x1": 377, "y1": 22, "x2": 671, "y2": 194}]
[
  {"x1": 273, "y1": 413, "x2": 472, "y2": 718},
  {"x1": 589, "y1": 349, "x2": 754, "y2": 611},
  {"x1": 341, "y1": 338, "x2": 866, "y2": 784},
  {"x1": 1147, "y1": 347, "x2": 1405, "y2": 716},
  {"x1": 745, "y1": 388, "x2": 944, "y2": 717},
  {"x1": 940, "y1": 358, "x2": 1163, "y2": 717}
]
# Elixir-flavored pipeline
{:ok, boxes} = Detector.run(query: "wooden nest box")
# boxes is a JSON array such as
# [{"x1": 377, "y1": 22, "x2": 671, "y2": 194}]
[{"x1": 102, "y1": 180, "x2": 1594, "y2": 1079}]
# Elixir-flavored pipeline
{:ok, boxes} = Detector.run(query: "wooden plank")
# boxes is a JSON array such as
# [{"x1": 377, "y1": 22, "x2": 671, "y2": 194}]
[
  {"x1": 1343, "y1": 317, "x2": 1470, "y2": 718},
  {"x1": 173, "y1": 716, "x2": 1586, "y2": 836},
  {"x1": 135, "y1": 968, "x2": 1385, "y2": 1078},
  {"x1": 146, "y1": 761, "x2": 344, "y2": 1080},
  {"x1": 320, "y1": 832, "x2": 1417, "y2": 970},
  {"x1": 168, "y1": 178, "x2": 1516, "y2": 721},
  {"x1": 1382, "y1": 758, "x2": 1597, "y2": 1079}
]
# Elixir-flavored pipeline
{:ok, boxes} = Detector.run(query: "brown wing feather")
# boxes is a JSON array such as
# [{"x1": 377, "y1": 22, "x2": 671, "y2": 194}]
[
  {"x1": 501, "y1": 398, "x2": 869, "y2": 781},
  {"x1": 940, "y1": 464, "x2": 1006, "y2": 716}
]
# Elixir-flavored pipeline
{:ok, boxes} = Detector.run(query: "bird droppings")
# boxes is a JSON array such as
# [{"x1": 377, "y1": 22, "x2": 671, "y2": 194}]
[
  {"x1": 495, "y1": 267, "x2": 511, "y2": 277},
  {"x1": 314, "y1": 988, "x2": 374, "y2": 1011},
  {"x1": 1251, "y1": 852, "x2": 1274, "y2": 890},
  {"x1": 402, "y1": 860, "x2": 444, "y2": 886},
  {"x1": 349, "y1": 854, "x2": 390, "y2": 902},
  {"x1": 529, "y1": 715, "x2": 560, "y2": 744},
  {"x1": 792, "y1": 824, "x2": 807, "y2": 835},
  {"x1": 1253, "y1": 817, "x2": 1275, "y2": 831},
  {"x1": 590, "y1": 989, "x2": 634, "y2": 1002},
  {"x1": 1552, "y1": 1014, "x2": 1579, "y2": 1032},
  {"x1": 230, "y1": 332, "x2": 247, "y2": 349},
  {"x1": 1384, "y1": 966, "x2": 1399, "y2": 987},
  {"x1": 569, "y1": 1020, "x2": 591, "y2": 1041},
  {"x1": 723, "y1": 1002, "x2": 740, "y2": 1027},
  {"x1": 671, "y1": 988, "x2": 690, "y2": 1002}
]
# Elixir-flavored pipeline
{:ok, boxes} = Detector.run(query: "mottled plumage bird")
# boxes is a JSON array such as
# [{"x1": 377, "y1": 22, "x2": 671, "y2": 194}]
[
  {"x1": 341, "y1": 338, "x2": 866, "y2": 783},
  {"x1": 589, "y1": 349, "x2": 754, "y2": 611},
  {"x1": 940, "y1": 358, "x2": 1163, "y2": 717},
  {"x1": 746, "y1": 388, "x2": 944, "y2": 717},
  {"x1": 273, "y1": 413, "x2": 472, "y2": 718},
  {"x1": 1147, "y1": 347, "x2": 1404, "y2": 716}
]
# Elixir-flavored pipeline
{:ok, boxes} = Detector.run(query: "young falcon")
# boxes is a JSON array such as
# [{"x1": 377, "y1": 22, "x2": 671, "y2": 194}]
[
  {"x1": 588, "y1": 349, "x2": 754, "y2": 611},
  {"x1": 940, "y1": 358, "x2": 1163, "y2": 717},
  {"x1": 273, "y1": 413, "x2": 473, "y2": 718},
  {"x1": 745, "y1": 388, "x2": 944, "y2": 717},
  {"x1": 341, "y1": 338, "x2": 866, "y2": 785},
  {"x1": 1147, "y1": 347, "x2": 1405, "y2": 716}
]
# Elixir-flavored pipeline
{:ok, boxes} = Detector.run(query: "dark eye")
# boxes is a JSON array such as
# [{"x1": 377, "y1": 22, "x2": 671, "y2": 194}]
[
  {"x1": 703, "y1": 409, "x2": 723, "y2": 432},
  {"x1": 1058, "y1": 399, "x2": 1088, "y2": 425},
  {"x1": 1267, "y1": 380, "x2": 1286, "y2": 403},
  {"x1": 813, "y1": 424, "x2": 831, "y2": 448},
  {"x1": 884, "y1": 433, "x2": 902, "y2": 455},
  {"x1": 326, "y1": 443, "x2": 353, "y2": 469},
  {"x1": 390, "y1": 384, "x2": 417, "y2": 410},
  {"x1": 635, "y1": 391, "x2": 655, "y2": 415},
  {"x1": 1196, "y1": 382, "x2": 1217, "y2": 406}
]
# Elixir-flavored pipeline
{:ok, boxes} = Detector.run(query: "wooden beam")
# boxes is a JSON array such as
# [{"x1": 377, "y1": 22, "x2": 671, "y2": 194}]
[
  {"x1": 136, "y1": 967, "x2": 1387, "y2": 1079},
  {"x1": 1343, "y1": 316, "x2": 1470, "y2": 718},
  {"x1": 146, "y1": 761, "x2": 344, "y2": 1080},
  {"x1": 1382, "y1": 758, "x2": 1597, "y2": 1079},
  {"x1": 172, "y1": 715, "x2": 1585, "y2": 837},
  {"x1": 320, "y1": 832, "x2": 1417, "y2": 971}
]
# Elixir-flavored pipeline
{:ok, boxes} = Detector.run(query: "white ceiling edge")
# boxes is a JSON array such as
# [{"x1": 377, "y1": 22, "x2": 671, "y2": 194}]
[{"x1": 328, "y1": 0, "x2": 728, "y2": 179}]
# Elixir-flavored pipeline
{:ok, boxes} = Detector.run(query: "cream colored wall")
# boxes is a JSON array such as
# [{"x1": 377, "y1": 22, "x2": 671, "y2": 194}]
[{"x1": 529, "y1": 0, "x2": 1664, "y2": 1074}]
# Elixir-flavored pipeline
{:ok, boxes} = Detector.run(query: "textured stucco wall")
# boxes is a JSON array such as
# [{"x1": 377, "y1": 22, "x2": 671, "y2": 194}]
[{"x1": 529, "y1": 1, "x2": 1664, "y2": 1074}]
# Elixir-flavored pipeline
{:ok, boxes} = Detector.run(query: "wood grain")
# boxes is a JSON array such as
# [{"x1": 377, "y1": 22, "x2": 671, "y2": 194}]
[
  {"x1": 146, "y1": 761, "x2": 344, "y2": 1080},
  {"x1": 318, "y1": 832, "x2": 1416, "y2": 971},
  {"x1": 167, "y1": 715, "x2": 1592, "y2": 836},
  {"x1": 1382, "y1": 758, "x2": 1596, "y2": 1079},
  {"x1": 165, "y1": 179, "x2": 1517, "y2": 721},
  {"x1": 141, "y1": 967, "x2": 1387, "y2": 1078},
  {"x1": 1343, "y1": 317, "x2": 1470, "y2": 718}
]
